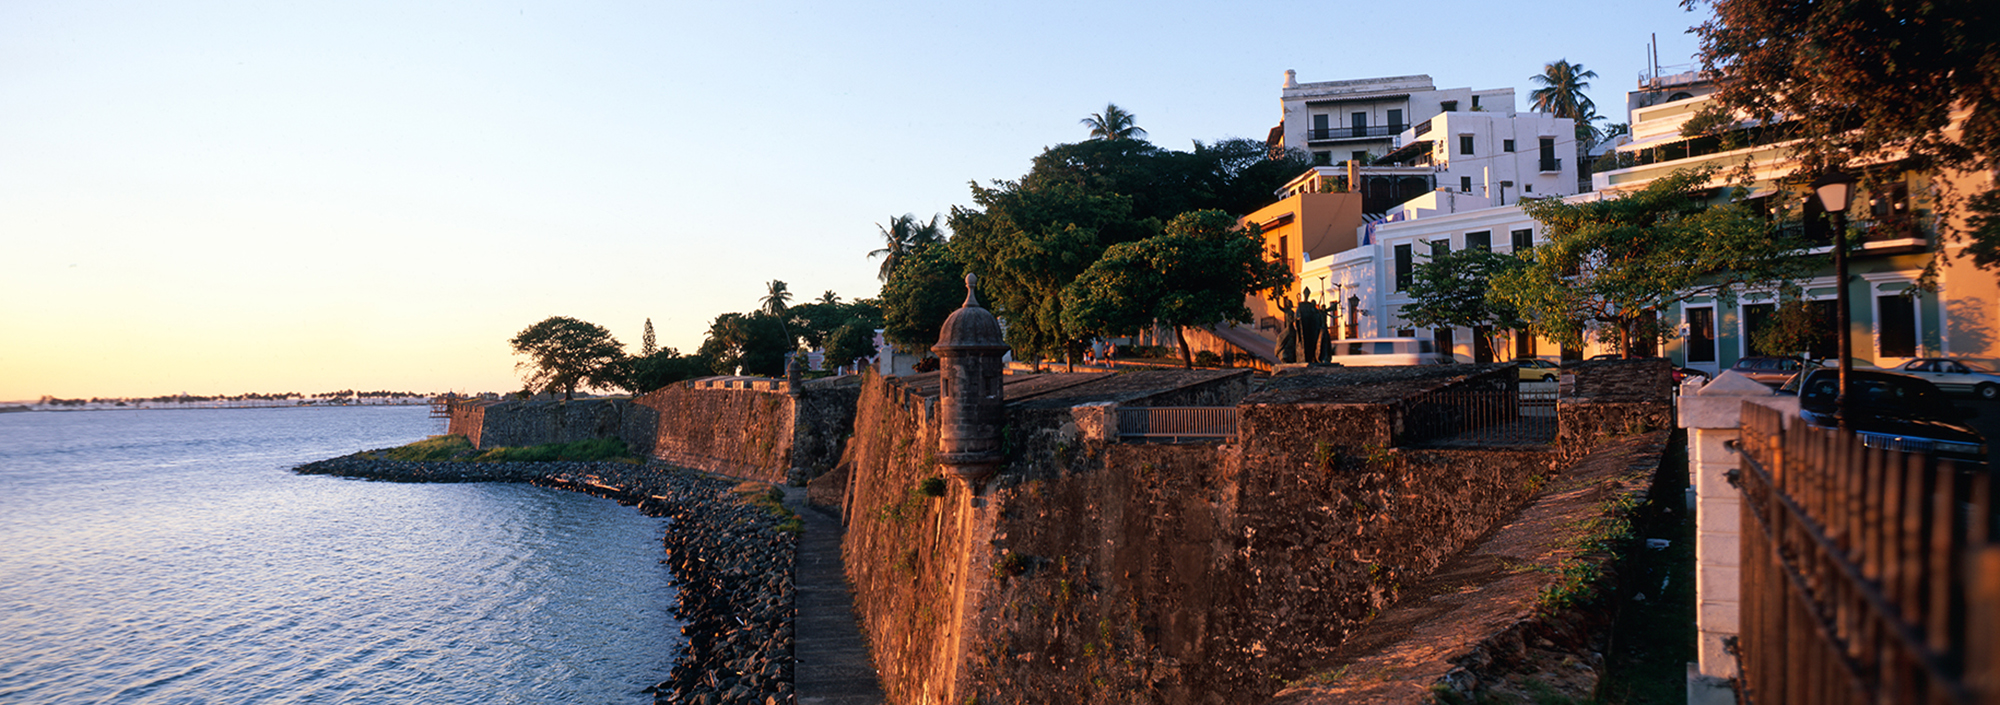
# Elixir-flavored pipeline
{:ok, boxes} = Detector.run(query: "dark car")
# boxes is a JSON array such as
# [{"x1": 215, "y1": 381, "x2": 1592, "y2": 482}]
[
  {"x1": 1795, "y1": 369, "x2": 1987, "y2": 465},
  {"x1": 1731, "y1": 356, "x2": 1820, "y2": 387}
]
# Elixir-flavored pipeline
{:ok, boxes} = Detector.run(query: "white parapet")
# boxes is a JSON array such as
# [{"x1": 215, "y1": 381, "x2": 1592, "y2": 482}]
[{"x1": 1677, "y1": 371, "x2": 1797, "y2": 700}]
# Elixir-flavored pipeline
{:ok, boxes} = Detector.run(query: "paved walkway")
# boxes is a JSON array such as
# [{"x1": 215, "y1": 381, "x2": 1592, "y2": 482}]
[{"x1": 783, "y1": 491, "x2": 885, "y2": 705}]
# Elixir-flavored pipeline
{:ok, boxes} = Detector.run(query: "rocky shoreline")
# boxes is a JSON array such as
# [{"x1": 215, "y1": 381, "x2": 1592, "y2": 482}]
[{"x1": 294, "y1": 455, "x2": 798, "y2": 705}]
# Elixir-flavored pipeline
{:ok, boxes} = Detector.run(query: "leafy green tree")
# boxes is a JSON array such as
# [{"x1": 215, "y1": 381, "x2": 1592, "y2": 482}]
[
  {"x1": 881, "y1": 240, "x2": 974, "y2": 353},
  {"x1": 949, "y1": 132, "x2": 1313, "y2": 363},
  {"x1": 1081, "y1": 102, "x2": 1146, "y2": 141},
  {"x1": 622, "y1": 347, "x2": 713, "y2": 393},
  {"x1": 1689, "y1": 0, "x2": 2000, "y2": 273},
  {"x1": 1061, "y1": 210, "x2": 1293, "y2": 368},
  {"x1": 825, "y1": 322, "x2": 879, "y2": 371},
  {"x1": 697, "y1": 312, "x2": 793, "y2": 377},
  {"x1": 952, "y1": 180, "x2": 1147, "y2": 362},
  {"x1": 1398, "y1": 247, "x2": 1527, "y2": 357},
  {"x1": 1496, "y1": 167, "x2": 1814, "y2": 355},
  {"x1": 509, "y1": 316, "x2": 627, "y2": 401}
]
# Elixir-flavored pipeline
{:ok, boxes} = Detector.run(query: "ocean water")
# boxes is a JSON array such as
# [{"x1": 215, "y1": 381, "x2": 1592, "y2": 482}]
[{"x1": 0, "y1": 406, "x2": 681, "y2": 704}]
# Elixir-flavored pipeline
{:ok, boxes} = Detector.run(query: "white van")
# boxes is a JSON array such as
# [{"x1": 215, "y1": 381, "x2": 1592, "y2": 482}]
[{"x1": 1326, "y1": 337, "x2": 1453, "y2": 366}]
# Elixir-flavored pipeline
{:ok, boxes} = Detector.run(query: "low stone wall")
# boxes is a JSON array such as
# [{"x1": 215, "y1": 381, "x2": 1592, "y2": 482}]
[
  {"x1": 1558, "y1": 359, "x2": 1675, "y2": 459},
  {"x1": 455, "y1": 398, "x2": 631, "y2": 450},
  {"x1": 445, "y1": 377, "x2": 862, "y2": 485}
]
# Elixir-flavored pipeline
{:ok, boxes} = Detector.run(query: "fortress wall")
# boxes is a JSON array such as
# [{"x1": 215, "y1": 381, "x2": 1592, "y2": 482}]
[{"x1": 841, "y1": 371, "x2": 1562, "y2": 704}]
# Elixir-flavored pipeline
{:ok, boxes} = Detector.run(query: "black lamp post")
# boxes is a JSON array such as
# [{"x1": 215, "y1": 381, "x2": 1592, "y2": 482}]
[{"x1": 1811, "y1": 169, "x2": 1857, "y2": 427}]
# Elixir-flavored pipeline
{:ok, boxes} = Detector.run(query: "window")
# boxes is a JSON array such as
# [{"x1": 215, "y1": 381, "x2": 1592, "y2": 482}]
[
  {"x1": 1387, "y1": 109, "x2": 1403, "y2": 130},
  {"x1": 1460, "y1": 176, "x2": 1473, "y2": 192},
  {"x1": 1397, "y1": 328, "x2": 1416, "y2": 338},
  {"x1": 1471, "y1": 95, "x2": 1481, "y2": 109},
  {"x1": 1503, "y1": 139, "x2": 1515, "y2": 152},
  {"x1": 1429, "y1": 239, "x2": 1450, "y2": 258},
  {"x1": 1465, "y1": 231, "x2": 1491, "y2": 250},
  {"x1": 1459, "y1": 135, "x2": 1475, "y2": 155},
  {"x1": 1440, "y1": 100, "x2": 1458, "y2": 112},
  {"x1": 1744, "y1": 304, "x2": 1776, "y2": 358},
  {"x1": 1525, "y1": 184, "x2": 1534, "y2": 193},
  {"x1": 1473, "y1": 326, "x2": 1494, "y2": 363},
  {"x1": 1878, "y1": 295, "x2": 1917, "y2": 358},
  {"x1": 1313, "y1": 151, "x2": 1331, "y2": 166},
  {"x1": 1394, "y1": 244, "x2": 1413, "y2": 290},
  {"x1": 1511, "y1": 228, "x2": 1533, "y2": 251},
  {"x1": 1686, "y1": 307, "x2": 1716, "y2": 363},
  {"x1": 1351, "y1": 150, "x2": 1369, "y2": 164},
  {"x1": 1312, "y1": 113, "x2": 1329, "y2": 138},
  {"x1": 1515, "y1": 330, "x2": 1538, "y2": 359},
  {"x1": 1434, "y1": 328, "x2": 1455, "y2": 359},
  {"x1": 1538, "y1": 136, "x2": 1558, "y2": 172},
  {"x1": 1352, "y1": 112, "x2": 1367, "y2": 137}
]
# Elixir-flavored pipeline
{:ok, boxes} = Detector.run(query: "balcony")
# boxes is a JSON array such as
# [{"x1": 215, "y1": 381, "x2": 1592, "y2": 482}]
[
  {"x1": 1308, "y1": 124, "x2": 1406, "y2": 142},
  {"x1": 1539, "y1": 157, "x2": 1562, "y2": 173}
]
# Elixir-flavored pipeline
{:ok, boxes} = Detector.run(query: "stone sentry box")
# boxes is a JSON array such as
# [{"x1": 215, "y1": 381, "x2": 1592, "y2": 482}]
[{"x1": 932, "y1": 273, "x2": 1010, "y2": 487}]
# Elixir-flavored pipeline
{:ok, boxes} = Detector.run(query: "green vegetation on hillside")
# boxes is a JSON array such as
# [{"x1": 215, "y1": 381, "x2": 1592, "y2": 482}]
[{"x1": 378, "y1": 435, "x2": 636, "y2": 463}]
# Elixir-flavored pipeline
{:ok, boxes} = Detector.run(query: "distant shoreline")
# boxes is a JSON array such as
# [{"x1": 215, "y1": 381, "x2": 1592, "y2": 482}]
[{"x1": 10, "y1": 400, "x2": 436, "y2": 412}]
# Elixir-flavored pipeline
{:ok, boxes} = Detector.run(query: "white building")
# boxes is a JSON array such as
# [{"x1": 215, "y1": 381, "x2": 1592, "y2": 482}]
[{"x1": 1277, "y1": 72, "x2": 1516, "y2": 167}]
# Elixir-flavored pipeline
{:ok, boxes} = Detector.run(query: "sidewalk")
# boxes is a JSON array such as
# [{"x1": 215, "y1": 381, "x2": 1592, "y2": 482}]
[{"x1": 783, "y1": 491, "x2": 886, "y2": 705}]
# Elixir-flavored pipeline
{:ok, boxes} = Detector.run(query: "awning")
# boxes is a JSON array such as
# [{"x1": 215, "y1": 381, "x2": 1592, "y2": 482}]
[{"x1": 1376, "y1": 139, "x2": 1432, "y2": 165}]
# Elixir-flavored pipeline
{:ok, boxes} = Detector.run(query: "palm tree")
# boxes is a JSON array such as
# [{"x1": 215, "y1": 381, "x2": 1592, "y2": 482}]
[
  {"x1": 868, "y1": 213, "x2": 946, "y2": 281},
  {"x1": 761, "y1": 280, "x2": 795, "y2": 351},
  {"x1": 1529, "y1": 60, "x2": 1599, "y2": 125},
  {"x1": 1081, "y1": 103, "x2": 1147, "y2": 141},
  {"x1": 817, "y1": 290, "x2": 841, "y2": 306}
]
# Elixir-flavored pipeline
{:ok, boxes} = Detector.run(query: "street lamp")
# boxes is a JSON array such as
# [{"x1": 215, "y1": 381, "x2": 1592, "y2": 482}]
[{"x1": 1811, "y1": 169, "x2": 1858, "y2": 427}]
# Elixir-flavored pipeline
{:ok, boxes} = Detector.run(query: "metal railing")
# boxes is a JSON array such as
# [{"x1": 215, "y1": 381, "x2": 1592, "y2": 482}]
[
  {"x1": 1396, "y1": 389, "x2": 1556, "y2": 447},
  {"x1": 1308, "y1": 124, "x2": 1405, "y2": 141},
  {"x1": 1539, "y1": 157, "x2": 1562, "y2": 173},
  {"x1": 1736, "y1": 403, "x2": 2000, "y2": 705},
  {"x1": 1118, "y1": 407, "x2": 1238, "y2": 443}
]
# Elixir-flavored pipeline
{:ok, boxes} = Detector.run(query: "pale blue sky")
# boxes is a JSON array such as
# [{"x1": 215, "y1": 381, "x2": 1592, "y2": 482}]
[{"x1": 1, "y1": 0, "x2": 1709, "y2": 400}]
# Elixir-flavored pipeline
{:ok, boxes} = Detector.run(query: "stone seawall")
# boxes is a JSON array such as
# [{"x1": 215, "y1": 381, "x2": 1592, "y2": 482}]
[
  {"x1": 839, "y1": 363, "x2": 1670, "y2": 704},
  {"x1": 446, "y1": 376, "x2": 862, "y2": 485},
  {"x1": 292, "y1": 455, "x2": 800, "y2": 705}
]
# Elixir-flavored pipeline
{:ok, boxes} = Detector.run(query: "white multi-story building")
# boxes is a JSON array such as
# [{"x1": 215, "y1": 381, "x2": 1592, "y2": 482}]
[{"x1": 1276, "y1": 72, "x2": 1515, "y2": 167}]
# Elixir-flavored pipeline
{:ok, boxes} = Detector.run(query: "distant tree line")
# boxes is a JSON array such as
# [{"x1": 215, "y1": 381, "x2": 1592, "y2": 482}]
[{"x1": 510, "y1": 286, "x2": 883, "y2": 400}]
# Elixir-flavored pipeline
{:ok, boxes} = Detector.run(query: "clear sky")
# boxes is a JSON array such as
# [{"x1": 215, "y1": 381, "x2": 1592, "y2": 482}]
[{"x1": 0, "y1": 0, "x2": 1710, "y2": 401}]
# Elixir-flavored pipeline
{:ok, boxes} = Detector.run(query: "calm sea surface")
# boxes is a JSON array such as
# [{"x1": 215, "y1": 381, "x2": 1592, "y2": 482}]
[{"x1": 0, "y1": 406, "x2": 681, "y2": 704}]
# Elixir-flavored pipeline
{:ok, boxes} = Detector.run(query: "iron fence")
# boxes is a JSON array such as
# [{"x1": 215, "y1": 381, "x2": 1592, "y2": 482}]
[
  {"x1": 1397, "y1": 389, "x2": 1556, "y2": 447},
  {"x1": 1736, "y1": 402, "x2": 2000, "y2": 705},
  {"x1": 1117, "y1": 407, "x2": 1238, "y2": 443}
]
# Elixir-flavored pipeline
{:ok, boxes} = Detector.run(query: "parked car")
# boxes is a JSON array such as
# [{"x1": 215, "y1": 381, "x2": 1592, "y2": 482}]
[
  {"x1": 1730, "y1": 356, "x2": 1821, "y2": 388},
  {"x1": 1326, "y1": 337, "x2": 1454, "y2": 366},
  {"x1": 1891, "y1": 358, "x2": 2000, "y2": 400},
  {"x1": 1795, "y1": 369, "x2": 1987, "y2": 466},
  {"x1": 1515, "y1": 358, "x2": 1561, "y2": 382},
  {"x1": 1674, "y1": 367, "x2": 1712, "y2": 384}
]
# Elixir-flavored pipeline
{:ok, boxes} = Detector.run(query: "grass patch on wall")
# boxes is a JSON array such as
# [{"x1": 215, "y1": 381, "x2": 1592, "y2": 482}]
[
  {"x1": 377, "y1": 435, "x2": 638, "y2": 463},
  {"x1": 383, "y1": 434, "x2": 476, "y2": 461}
]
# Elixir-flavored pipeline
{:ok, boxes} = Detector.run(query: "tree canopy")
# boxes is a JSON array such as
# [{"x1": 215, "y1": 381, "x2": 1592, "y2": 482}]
[
  {"x1": 881, "y1": 239, "x2": 973, "y2": 354},
  {"x1": 1687, "y1": 0, "x2": 2000, "y2": 271},
  {"x1": 948, "y1": 135, "x2": 1311, "y2": 362},
  {"x1": 509, "y1": 316, "x2": 627, "y2": 400},
  {"x1": 1495, "y1": 167, "x2": 1814, "y2": 355},
  {"x1": 1398, "y1": 246, "x2": 1527, "y2": 356},
  {"x1": 1061, "y1": 210, "x2": 1293, "y2": 368}
]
